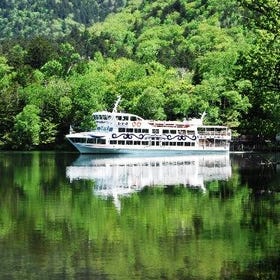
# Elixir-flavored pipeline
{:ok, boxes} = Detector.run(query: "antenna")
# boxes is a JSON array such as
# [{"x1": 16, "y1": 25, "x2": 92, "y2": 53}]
[
  {"x1": 201, "y1": 111, "x2": 206, "y2": 120},
  {"x1": 113, "y1": 96, "x2": 121, "y2": 113}
]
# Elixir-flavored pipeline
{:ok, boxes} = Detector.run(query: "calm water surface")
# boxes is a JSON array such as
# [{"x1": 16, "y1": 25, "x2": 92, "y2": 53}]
[{"x1": 0, "y1": 152, "x2": 279, "y2": 279}]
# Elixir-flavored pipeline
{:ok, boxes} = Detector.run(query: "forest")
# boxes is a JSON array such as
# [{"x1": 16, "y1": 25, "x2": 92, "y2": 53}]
[
  {"x1": 0, "y1": 0, "x2": 279, "y2": 150},
  {"x1": 0, "y1": 0, "x2": 126, "y2": 39}
]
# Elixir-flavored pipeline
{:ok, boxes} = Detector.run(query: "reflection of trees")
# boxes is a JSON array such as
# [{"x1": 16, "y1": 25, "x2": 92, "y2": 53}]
[
  {"x1": 231, "y1": 153, "x2": 280, "y2": 191},
  {"x1": 221, "y1": 256, "x2": 280, "y2": 279},
  {"x1": 0, "y1": 153, "x2": 280, "y2": 279}
]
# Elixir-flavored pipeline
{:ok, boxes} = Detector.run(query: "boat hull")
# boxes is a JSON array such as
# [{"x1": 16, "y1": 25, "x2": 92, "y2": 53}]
[{"x1": 72, "y1": 143, "x2": 229, "y2": 154}]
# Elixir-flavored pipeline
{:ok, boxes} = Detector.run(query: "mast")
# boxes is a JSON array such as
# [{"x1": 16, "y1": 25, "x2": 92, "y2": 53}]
[
  {"x1": 112, "y1": 96, "x2": 121, "y2": 113},
  {"x1": 200, "y1": 111, "x2": 206, "y2": 122}
]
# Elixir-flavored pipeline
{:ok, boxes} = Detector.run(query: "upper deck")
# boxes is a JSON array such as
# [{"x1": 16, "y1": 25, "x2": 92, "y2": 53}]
[
  {"x1": 93, "y1": 112, "x2": 144, "y2": 122},
  {"x1": 92, "y1": 111, "x2": 230, "y2": 134}
]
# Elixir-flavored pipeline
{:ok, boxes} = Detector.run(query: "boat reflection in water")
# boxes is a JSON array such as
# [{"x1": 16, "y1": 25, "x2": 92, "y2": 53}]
[{"x1": 66, "y1": 154, "x2": 232, "y2": 209}]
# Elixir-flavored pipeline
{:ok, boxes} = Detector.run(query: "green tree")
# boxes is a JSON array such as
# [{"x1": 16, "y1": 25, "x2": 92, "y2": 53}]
[
  {"x1": 12, "y1": 104, "x2": 41, "y2": 149},
  {"x1": 240, "y1": 0, "x2": 279, "y2": 33},
  {"x1": 25, "y1": 37, "x2": 57, "y2": 69},
  {"x1": 0, "y1": 56, "x2": 20, "y2": 147},
  {"x1": 41, "y1": 60, "x2": 63, "y2": 78},
  {"x1": 40, "y1": 118, "x2": 57, "y2": 145},
  {"x1": 136, "y1": 23, "x2": 184, "y2": 66},
  {"x1": 88, "y1": 11, "x2": 138, "y2": 58},
  {"x1": 135, "y1": 87, "x2": 166, "y2": 120},
  {"x1": 238, "y1": 0, "x2": 280, "y2": 138},
  {"x1": 58, "y1": 43, "x2": 82, "y2": 76}
]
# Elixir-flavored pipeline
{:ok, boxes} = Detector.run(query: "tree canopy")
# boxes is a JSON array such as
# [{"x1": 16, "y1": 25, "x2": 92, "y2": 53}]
[
  {"x1": 0, "y1": 0, "x2": 279, "y2": 150},
  {"x1": 0, "y1": 0, "x2": 126, "y2": 40}
]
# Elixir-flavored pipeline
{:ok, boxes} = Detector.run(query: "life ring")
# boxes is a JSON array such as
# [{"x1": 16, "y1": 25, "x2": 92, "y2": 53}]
[{"x1": 132, "y1": 121, "x2": 141, "y2": 127}]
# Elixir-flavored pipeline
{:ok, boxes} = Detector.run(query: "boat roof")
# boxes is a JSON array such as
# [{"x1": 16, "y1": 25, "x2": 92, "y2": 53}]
[
  {"x1": 92, "y1": 111, "x2": 228, "y2": 129},
  {"x1": 93, "y1": 111, "x2": 144, "y2": 120}
]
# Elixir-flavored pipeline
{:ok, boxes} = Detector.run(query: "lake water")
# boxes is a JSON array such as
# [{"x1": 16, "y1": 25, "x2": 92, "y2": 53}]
[{"x1": 0, "y1": 152, "x2": 279, "y2": 279}]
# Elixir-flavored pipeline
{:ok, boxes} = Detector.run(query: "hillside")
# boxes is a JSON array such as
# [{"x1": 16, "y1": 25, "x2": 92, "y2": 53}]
[
  {"x1": 0, "y1": 0, "x2": 126, "y2": 40},
  {"x1": 83, "y1": 0, "x2": 280, "y2": 136},
  {"x1": 0, "y1": 0, "x2": 279, "y2": 150}
]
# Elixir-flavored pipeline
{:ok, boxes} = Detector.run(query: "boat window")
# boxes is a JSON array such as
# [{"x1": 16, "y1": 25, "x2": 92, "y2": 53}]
[
  {"x1": 101, "y1": 115, "x2": 108, "y2": 120},
  {"x1": 170, "y1": 130, "x2": 176, "y2": 134},
  {"x1": 126, "y1": 128, "x2": 133, "y2": 132},
  {"x1": 178, "y1": 130, "x2": 186, "y2": 135},
  {"x1": 118, "y1": 140, "x2": 125, "y2": 145},
  {"x1": 177, "y1": 142, "x2": 183, "y2": 146},
  {"x1": 134, "y1": 141, "x2": 141, "y2": 145},
  {"x1": 87, "y1": 138, "x2": 96, "y2": 144},
  {"x1": 142, "y1": 141, "x2": 148, "y2": 145},
  {"x1": 185, "y1": 142, "x2": 190, "y2": 146},
  {"x1": 97, "y1": 139, "x2": 106, "y2": 144},
  {"x1": 187, "y1": 130, "x2": 195, "y2": 135},
  {"x1": 119, "y1": 128, "x2": 125, "y2": 132},
  {"x1": 117, "y1": 116, "x2": 122, "y2": 120},
  {"x1": 142, "y1": 129, "x2": 149, "y2": 133},
  {"x1": 163, "y1": 129, "x2": 169, "y2": 134},
  {"x1": 110, "y1": 140, "x2": 117, "y2": 145},
  {"x1": 72, "y1": 138, "x2": 86, "y2": 143},
  {"x1": 170, "y1": 142, "x2": 176, "y2": 146},
  {"x1": 197, "y1": 128, "x2": 205, "y2": 135},
  {"x1": 126, "y1": 140, "x2": 133, "y2": 145},
  {"x1": 122, "y1": 116, "x2": 129, "y2": 121},
  {"x1": 152, "y1": 129, "x2": 159, "y2": 134},
  {"x1": 216, "y1": 128, "x2": 226, "y2": 134},
  {"x1": 134, "y1": 128, "x2": 141, "y2": 133},
  {"x1": 130, "y1": 116, "x2": 137, "y2": 121},
  {"x1": 162, "y1": 142, "x2": 168, "y2": 146}
]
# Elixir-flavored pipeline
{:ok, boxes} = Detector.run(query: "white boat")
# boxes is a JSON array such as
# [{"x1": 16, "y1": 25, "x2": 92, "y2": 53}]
[{"x1": 66, "y1": 96, "x2": 231, "y2": 154}]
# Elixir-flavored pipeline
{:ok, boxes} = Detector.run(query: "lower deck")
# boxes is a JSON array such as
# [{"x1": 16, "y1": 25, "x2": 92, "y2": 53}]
[
  {"x1": 68, "y1": 135, "x2": 229, "y2": 149},
  {"x1": 70, "y1": 141, "x2": 230, "y2": 154},
  {"x1": 67, "y1": 129, "x2": 230, "y2": 154}
]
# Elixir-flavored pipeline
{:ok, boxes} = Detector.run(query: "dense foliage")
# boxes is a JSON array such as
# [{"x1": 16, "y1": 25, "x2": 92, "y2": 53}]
[
  {"x1": 0, "y1": 0, "x2": 126, "y2": 40},
  {"x1": 0, "y1": 0, "x2": 279, "y2": 150}
]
